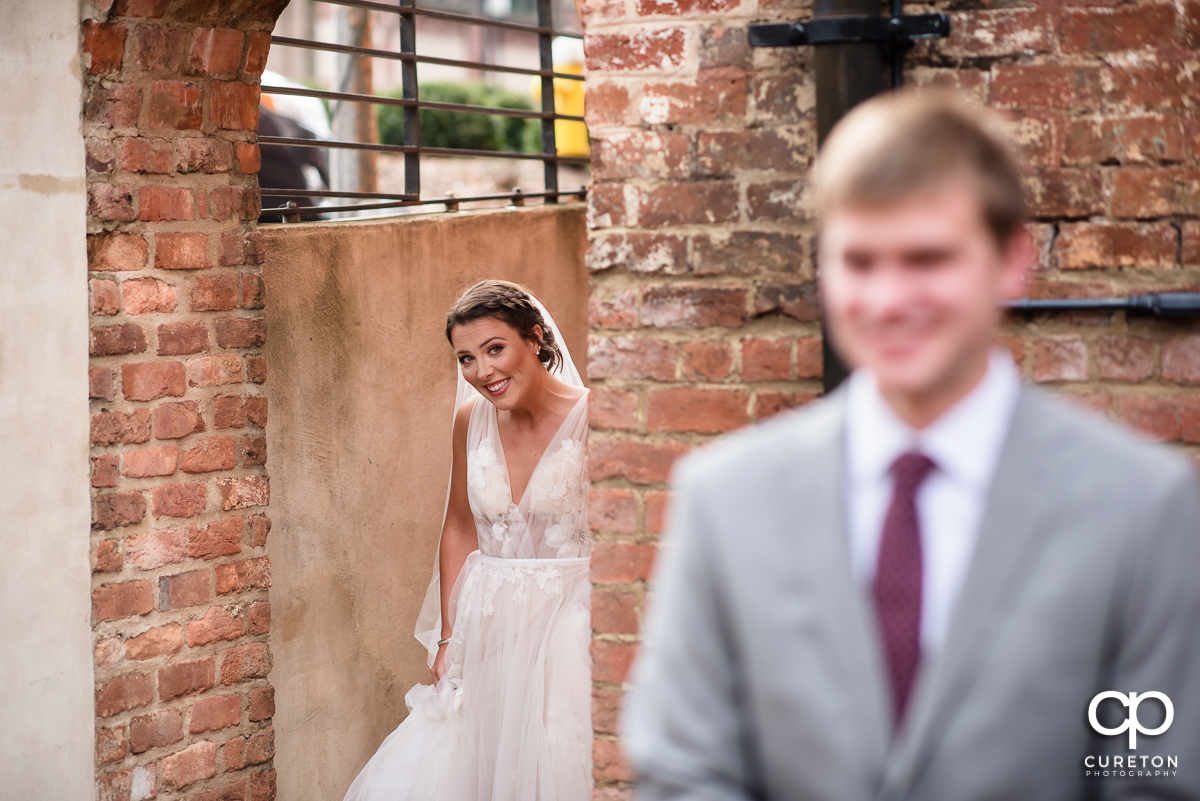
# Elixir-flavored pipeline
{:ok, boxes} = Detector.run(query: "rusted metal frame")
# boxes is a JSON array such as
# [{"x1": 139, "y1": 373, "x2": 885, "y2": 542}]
[
  {"x1": 263, "y1": 0, "x2": 589, "y2": 218},
  {"x1": 261, "y1": 187, "x2": 420, "y2": 200},
  {"x1": 270, "y1": 35, "x2": 585, "y2": 81},
  {"x1": 418, "y1": 51, "x2": 583, "y2": 80},
  {"x1": 260, "y1": 84, "x2": 584, "y2": 121},
  {"x1": 265, "y1": 200, "x2": 412, "y2": 215},
  {"x1": 320, "y1": 0, "x2": 583, "y2": 38},
  {"x1": 259, "y1": 134, "x2": 589, "y2": 164},
  {"x1": 414, "y1": 6, "x2": 581, "y2": 38},
  {"x1": 425, "y1": 146, "x2": 584, "y2": 161},
  {"x1": 258, "y1": 135, "x2": 414, "y2": 154},
  {"x1": 320, "y1": 0, "x2": 414, "y2": 15},
  {"x1": 415, "y1": 5, "x2": 581, "y2": 37},
  {"x1": 401, "y1": 98, "x2": 584, "y2": 122},
  {"x1": 261, "y1": 187, "x2": 587, "y2": 215},
  {"x1": 262, "y1": 83, "x2": 412, "y2": 106}
]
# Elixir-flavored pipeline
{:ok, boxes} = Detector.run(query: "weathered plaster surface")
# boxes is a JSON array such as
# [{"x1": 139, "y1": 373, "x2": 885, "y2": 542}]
[{"x1": 0, "y1": 0, "x2": 95, "y2": 795}]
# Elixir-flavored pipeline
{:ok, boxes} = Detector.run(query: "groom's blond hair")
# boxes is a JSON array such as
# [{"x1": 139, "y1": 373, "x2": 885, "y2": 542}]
[{"x1": 811, "y1": 91, "x2": 1026, "y2": 245}]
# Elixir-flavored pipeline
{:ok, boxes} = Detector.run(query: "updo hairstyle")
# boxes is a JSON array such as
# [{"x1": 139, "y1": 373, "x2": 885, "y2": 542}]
[{"x1": 445, "y1": 280, "x2": 563, "y2": 374}]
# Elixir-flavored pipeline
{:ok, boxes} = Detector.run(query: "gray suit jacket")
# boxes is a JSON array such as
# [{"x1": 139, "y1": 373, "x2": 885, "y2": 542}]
[{"x1": 624, "y1": 386, "x2": 1200, "y2": 801}]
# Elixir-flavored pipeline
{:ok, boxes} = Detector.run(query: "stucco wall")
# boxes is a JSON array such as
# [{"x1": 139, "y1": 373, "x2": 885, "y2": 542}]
[
  {"x1": 262, "y1": 203, "x2": 587, "y2": 800},
  {"x1": 0, "y1": 0, "x2": 94, "y2": 795}
]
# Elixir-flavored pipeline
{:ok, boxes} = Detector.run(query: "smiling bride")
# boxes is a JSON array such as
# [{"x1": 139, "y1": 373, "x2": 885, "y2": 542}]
[{"x1": 343, "y1": 280, "x2": 592, "y2": 801}]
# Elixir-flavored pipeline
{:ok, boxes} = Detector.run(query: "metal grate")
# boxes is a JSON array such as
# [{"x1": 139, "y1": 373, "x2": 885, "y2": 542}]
[{"x1": 260, "y1": 0, "x2": 586, "y2": 220}]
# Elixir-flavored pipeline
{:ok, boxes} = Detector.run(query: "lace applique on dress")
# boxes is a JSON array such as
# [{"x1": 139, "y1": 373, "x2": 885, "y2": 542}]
[
  {"x1": 534, "y1": 438, "x2": 590, "y2": 558},
  {"x1": 530, "y1": 439, "x2": 586, "y2": 517},
  {"x1": 480, "y1": 563, "x2": 565, "y2": 616},
  {"x1": 466, "y1": 396, "x2": 591, "y2": 559},
  {"x1": 467, "y1": 438, "x2": 511, "y2": 521}
]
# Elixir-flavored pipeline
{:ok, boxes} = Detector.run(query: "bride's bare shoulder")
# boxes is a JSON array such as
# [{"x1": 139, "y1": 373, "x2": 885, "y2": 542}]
[
  {"x1": 456, "y1": 395, "x2": 480, "y2": 418},
  {"x1": 452, "y1": 396, "x2": 479, "y2": 442}
]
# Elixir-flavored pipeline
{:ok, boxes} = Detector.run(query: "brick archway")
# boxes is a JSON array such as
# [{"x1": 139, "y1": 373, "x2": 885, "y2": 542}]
[{"x1": 83, "y1": 1, "x2": 287, "y2": 798}]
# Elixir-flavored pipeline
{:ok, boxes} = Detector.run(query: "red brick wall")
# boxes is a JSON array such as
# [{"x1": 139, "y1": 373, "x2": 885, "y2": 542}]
[
  {"x1": 83, "y1": 1, "x2": 286, "y2": 799},
  {"x1": 582, "y1": 1, "x2": 1200, "y2": 796}
]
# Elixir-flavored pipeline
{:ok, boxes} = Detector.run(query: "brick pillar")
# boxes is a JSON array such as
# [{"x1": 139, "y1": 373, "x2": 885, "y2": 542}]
[
  {"x1": 82, "y1": 1, "x2": 286, "y2": 798},
  {"x1": 583, "y1": 3, "x2": 820, "y2": 797},
  {"x1": 583, "y1": 2, "x2": 1200, "y2": 797}
]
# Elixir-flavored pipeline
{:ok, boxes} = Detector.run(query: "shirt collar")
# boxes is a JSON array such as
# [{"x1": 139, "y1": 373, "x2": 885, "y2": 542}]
[{"x1": 845, "y1": 349, "x2": 1020, "y2": 490}]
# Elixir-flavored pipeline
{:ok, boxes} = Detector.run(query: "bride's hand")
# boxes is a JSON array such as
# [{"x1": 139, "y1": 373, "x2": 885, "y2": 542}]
[{"x1": 431, "y1": 643, "x2": 449, "y2": 683}]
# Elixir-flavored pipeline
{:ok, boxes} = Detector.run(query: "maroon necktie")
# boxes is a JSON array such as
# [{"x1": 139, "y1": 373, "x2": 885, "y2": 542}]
[{"x1": 872, "y1": 451, "x2": 936, "y2": 727}]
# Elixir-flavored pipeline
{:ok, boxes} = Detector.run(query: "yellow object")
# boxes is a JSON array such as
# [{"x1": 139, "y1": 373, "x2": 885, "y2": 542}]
[{"x1": 532, "y1": 62, "x2": 589, "y2": 158}]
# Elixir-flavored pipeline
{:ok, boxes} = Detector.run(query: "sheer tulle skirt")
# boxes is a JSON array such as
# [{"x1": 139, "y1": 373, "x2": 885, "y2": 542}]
[{"x1": 343, "y1": 554, "x2": 593, "y2": 801}]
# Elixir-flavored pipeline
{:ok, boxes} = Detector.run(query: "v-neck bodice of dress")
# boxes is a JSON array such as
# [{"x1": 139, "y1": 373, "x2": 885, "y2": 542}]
[{"x1": 465, "y1": 392, "x2": 590, "y2": 560}]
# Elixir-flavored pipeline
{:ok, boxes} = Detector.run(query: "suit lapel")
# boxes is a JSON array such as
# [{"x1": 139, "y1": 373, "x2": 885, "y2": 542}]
[
  {"x1": 879, "y1": 389, "x2": 1071, "y2": 797},
  {"x1": 785, "y1": 391, "x2": 892, "y2": 767}
]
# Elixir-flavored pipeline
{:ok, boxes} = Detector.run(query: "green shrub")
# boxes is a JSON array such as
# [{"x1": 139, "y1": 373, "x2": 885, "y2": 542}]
[{"x1": 377, "y1": 82, "x2": 539, "y2": 154}]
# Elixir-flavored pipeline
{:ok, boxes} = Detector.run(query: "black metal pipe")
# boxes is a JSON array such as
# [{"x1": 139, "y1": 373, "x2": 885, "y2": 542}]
[
  {"x1": 813, "y1": 0, "x2": 884, "y2": 146},
  {"x1": 890, "y1": 0, "x2": 903, "y2": 87},
  {"x1": 750, "y1": 3, "x2": 951, "y2": 390},
  {"x1": 536, "y1": 0, "x2": 559, "y2": 203},
  {"x1": 397, "y1": 0, "x2": 420, "y2": 198},
  {"x1": 1005, "y1": 293, "x2": 1200, "y2": 317},
  {"x1": 814, "y1": 0, "x2": 884, "y2": 392}
]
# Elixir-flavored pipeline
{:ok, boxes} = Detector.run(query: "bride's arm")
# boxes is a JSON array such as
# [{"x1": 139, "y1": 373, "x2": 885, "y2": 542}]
[{"x1": 433, "y1": 399, "x2": 478, "y2": 679}]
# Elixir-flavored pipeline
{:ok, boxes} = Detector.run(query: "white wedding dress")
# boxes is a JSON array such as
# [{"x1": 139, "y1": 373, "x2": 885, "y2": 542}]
[{"x1": 343, "y1": 390, "x2": 593, "y2": 801}]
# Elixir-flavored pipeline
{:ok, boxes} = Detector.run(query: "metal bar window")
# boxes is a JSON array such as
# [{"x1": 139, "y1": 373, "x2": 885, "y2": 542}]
[
  {"x1": 260, "y1": 0, "x2": 588, "y2": 220},
  {"x1": 536, "y1": 0, "x2": 557, "y2": 205}
]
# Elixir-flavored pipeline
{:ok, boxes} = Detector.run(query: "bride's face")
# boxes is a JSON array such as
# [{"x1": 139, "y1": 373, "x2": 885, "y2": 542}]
[{"x1": 451, "y1": 317, "x2": 545, "y2": 410}]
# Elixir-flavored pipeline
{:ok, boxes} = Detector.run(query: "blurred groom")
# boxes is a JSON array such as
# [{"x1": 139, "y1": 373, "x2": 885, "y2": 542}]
[{"x1": 623, "y1": 92, "x2": 1200, "y2": 800}]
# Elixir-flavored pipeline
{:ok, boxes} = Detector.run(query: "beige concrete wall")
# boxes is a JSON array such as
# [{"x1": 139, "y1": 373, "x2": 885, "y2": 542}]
[
  {"x1": 0, "y1": 0, "x2": 95, "y2": 795},
  {"x1": 262, "y1": 203, "x2": 587, "y2": 800}
]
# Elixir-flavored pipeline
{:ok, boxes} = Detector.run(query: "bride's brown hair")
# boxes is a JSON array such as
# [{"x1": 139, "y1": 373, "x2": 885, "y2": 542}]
[{"x1": 446, "y1": 280, "x2": 564, "y2": 374}]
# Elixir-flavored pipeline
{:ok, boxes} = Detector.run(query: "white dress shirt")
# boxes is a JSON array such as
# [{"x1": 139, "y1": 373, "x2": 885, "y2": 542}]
[{"x1": 843, "y1": 349, "x2": 1020, "y2": 653}]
